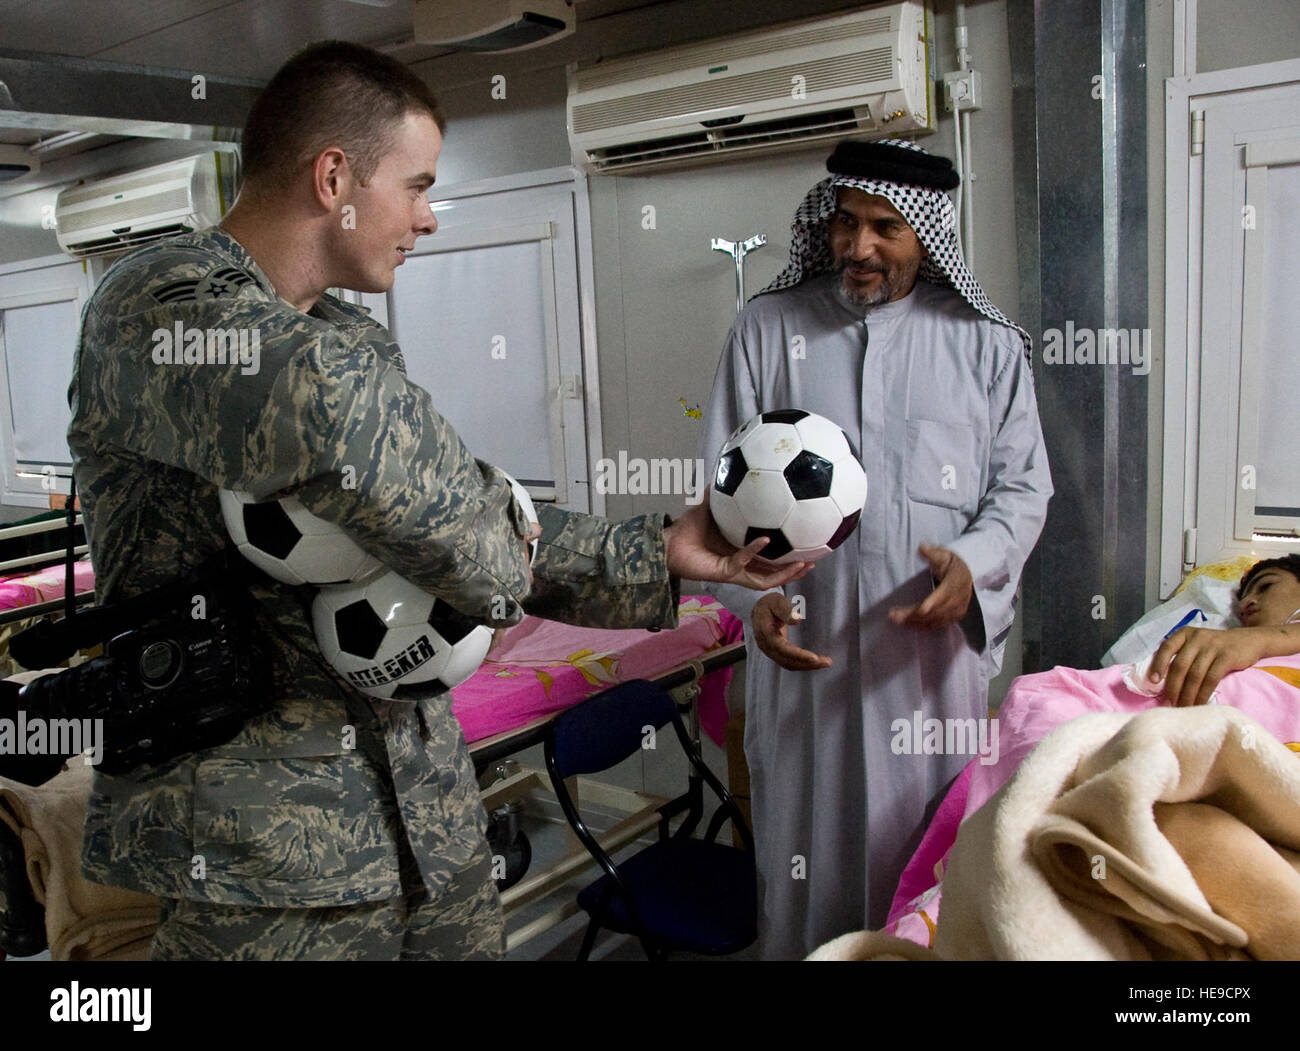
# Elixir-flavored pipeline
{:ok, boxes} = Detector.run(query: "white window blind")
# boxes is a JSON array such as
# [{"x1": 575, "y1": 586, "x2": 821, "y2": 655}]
[{"x1": 1, "y1": 295, "x2": 79, "y2": 474}]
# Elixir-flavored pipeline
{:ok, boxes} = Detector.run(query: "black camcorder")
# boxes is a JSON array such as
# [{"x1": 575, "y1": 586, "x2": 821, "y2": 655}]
[{"x1": 1, "y1": 558, "x2": 274, "y2": 785}]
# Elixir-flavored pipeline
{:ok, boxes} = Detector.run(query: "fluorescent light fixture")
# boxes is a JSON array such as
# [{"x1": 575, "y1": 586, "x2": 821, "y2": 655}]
[
  {"x1": 28, "y1": 131, "x2": 97, "y2": 155},
  {"x1": 0, "y1": 144, "x2": 39, "y2": 182}
]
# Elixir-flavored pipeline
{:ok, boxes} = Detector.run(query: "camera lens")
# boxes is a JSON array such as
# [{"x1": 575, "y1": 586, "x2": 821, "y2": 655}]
[{"x1": 138, "y1": 640, "x2": 182, "y2": 689}]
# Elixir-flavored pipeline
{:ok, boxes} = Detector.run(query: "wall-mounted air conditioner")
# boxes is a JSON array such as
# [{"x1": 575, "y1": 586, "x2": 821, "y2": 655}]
[
  {"x1": 567, "y1": 2, "x2": 933, "y2": 174},
  {"x1": 55, "y1": 153, "x2": 228, "y2": 259}
]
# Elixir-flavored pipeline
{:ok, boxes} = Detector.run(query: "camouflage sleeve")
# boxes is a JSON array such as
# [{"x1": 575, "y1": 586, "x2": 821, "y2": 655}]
[
  {"x1": 266, "y1": 337, "x2": 538, "y2": 625},
  {"x1": 524, "y1": 506, "x2": 680, "y2": 630},
  {"x1": 80, "y1": 294, "x2": 534, "y2": 623},
  {"x1": 80, "y1": 286, "x2": 677, "y2": 630}
]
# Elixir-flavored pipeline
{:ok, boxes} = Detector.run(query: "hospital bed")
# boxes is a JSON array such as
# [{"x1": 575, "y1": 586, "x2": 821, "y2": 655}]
[
  {"x1": 0, "y1": 512, "x2": 95, "y2": 678},
  {"x1": 463, "y1": 595, "x2": 741, "y2": 768},
  {"x1": 876, "y1": 556, "x2": 1300, "y2": 960}
]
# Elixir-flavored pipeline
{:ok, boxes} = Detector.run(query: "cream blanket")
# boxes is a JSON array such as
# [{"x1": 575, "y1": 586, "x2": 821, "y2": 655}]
[
  {"x1": 0, "y1": 760, "x2": 159, "y2": 960},
  {"x1": 811, "y1": 705, "x2": 1300, "y2": 960}
]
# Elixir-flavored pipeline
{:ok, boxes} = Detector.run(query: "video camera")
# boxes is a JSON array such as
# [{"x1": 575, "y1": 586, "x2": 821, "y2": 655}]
[{"x1": 0, "y1": 556, "x2": 274, "y2": 785}]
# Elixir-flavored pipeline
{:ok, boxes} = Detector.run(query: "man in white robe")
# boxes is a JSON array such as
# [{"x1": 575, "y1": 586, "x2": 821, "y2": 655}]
[{"x1": 697, "y1": 140, "x2": 1052, "y2": 959}]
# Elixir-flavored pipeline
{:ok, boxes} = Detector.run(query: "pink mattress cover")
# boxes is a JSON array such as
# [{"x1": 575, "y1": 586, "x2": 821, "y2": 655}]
[
  {"x1": 0, "y1": 559, "x2": 95, "y2": 612},
  {"x1": 452, "y1": 596, "x2": 744, "y2": 746}
]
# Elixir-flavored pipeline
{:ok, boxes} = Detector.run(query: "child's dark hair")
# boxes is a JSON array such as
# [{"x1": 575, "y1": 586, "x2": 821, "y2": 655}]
[{"x1": 1238, "y1": 554, "x2": 1300, "y2": 598}]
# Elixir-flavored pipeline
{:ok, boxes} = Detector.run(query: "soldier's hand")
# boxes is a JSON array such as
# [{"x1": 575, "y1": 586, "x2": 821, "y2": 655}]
[
  {"x1": 521, "y1": 522, "x2": 540, "y2": 590},
  {"x1": 665, "y1": 491, "x2": 814, "y2": 591},
  {"x1": 752, "y1": 593, "x2": 832, "y2": 671},
  {"x1": 487, "y1": 626, "x2": 510, "y2": 658},
  {"x1": 889, "y1": 544, "x2": 973, "y2": 630}
]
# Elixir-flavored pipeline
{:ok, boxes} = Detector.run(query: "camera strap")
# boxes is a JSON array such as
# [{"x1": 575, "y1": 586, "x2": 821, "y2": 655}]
[
  {"x1": 64, "y1": 474, "x2": 76, "y2": 624},
  {"x1": 11, "y1": 530, "x2": 252, "y2": 671}
]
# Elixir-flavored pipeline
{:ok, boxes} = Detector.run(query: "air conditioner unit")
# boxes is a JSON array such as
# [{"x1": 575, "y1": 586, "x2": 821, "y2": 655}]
[
  {"x1": 55, "y1": 154, "x2": 228, "y2": 259},
  {"x1": 568, "y1": 2, "x2": 933, "y2": 174},
  {"x1": 413, "y1": 0, "x2": 574, "y2": 51}
]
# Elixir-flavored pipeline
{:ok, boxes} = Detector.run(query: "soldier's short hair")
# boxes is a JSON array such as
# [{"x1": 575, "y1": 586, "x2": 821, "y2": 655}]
[{"x1": 240, "y1": 40, "x2": 446, "y2": 195}]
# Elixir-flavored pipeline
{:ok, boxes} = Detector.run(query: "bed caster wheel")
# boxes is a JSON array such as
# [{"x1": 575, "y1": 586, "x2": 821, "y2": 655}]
[{"x1": 486, "y1": 799, "x2": 531, "y2": 891}]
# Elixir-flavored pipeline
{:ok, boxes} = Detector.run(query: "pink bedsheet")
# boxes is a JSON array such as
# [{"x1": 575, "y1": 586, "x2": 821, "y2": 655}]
[
  {"x1": 0, "y1": 559, "x2": 95, "y2": 612},
  {"x1": 452, "y1": 595, "x2": 744, "y2": 746},
  {"x1": 886, "y1": 654, "x2": 1300, "y2": 946}
]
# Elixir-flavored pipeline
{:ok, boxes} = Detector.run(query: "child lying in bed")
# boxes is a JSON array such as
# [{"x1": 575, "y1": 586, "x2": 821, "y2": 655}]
[
  {"x1": 884, "y1": 554, "x2": 1300, "y2": 946},
  {"x1": 1146, "y1": 553, "x2": 1300, "y2": 707}
]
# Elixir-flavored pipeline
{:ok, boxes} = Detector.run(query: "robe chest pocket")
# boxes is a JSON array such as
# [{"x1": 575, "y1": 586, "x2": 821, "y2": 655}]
[{"x1": 905, "y1": 418, "x2": 979, "y2": 512}]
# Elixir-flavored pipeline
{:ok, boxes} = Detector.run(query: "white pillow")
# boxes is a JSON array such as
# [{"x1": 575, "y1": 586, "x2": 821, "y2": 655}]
[{"x1": 1101, "y1": 570, "x2": 1243, "y2": 667}]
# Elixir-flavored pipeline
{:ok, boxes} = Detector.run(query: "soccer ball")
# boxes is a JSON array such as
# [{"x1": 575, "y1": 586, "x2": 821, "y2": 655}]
[
  {"x1": 710, "y1": 409, "x2": 867, "y2": 563},
  {"x1": 312, "y1": 570, "x2": 493, "y2": 700},
  {"x1": 219, "y1": 489, "x2": 383, "y2": 586}
]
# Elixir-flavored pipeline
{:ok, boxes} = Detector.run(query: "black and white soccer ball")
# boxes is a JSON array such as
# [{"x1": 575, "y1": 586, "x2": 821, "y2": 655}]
[
  {"x1": 710, "y1": 409, "x2": 867, "y2": 563},
  {"x1": 219, "y1": 489, "x2": 383, "y2": 587},
  {"x1": 312, "y1": 570, "x2": 493, "y2": 700}
]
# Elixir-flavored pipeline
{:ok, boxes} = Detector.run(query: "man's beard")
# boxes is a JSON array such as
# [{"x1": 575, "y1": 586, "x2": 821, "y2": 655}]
[{"x1": 835, "y1": 260, "x2": 892, "y2": 310}]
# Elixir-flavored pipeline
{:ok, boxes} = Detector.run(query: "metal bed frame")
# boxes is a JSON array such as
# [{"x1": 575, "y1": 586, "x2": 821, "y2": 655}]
[{"x1": 0, "y1": 513, "x2": 94, "y2": 630}]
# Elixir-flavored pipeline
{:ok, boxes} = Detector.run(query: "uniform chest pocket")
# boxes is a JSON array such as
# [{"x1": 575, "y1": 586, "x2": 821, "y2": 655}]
[
  {"x1": 905, "y1": 418, "x2": 980, "y2": 512},
  {"x1": 193, "y1": 756, "x2": 353, "y2": 881}
]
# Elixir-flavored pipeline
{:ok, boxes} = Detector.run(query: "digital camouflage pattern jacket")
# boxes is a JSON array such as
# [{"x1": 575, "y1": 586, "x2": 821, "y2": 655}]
[{"x1": 68, "y1": 226, "x2": 678, "y2": 907}]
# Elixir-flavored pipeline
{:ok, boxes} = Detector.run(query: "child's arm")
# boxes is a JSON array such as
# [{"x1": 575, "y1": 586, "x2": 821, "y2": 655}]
[{"x1": 1149, "y1": 624, "x2": 1300, "y2": 707}]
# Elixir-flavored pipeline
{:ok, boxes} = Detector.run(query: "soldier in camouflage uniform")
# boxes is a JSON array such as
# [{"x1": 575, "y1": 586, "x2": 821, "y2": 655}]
[{"x1": 67, "y1": 42, "x2": 802, "y2": 960}]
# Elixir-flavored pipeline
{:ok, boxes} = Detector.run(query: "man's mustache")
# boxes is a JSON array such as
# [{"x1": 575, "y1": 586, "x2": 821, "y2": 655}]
[{"x1": 839, "y1": 260, "x2": 886, "y2": 275}]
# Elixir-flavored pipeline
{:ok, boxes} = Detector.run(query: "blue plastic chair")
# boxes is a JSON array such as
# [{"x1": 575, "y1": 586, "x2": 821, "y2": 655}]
[{"x1": 543, "y1": 679, "x2": 757, "y2": 961}]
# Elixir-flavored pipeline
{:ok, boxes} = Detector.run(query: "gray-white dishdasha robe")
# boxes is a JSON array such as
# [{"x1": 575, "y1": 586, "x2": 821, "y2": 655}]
[{"x1": 697, "y1": 272, "x2": 1051, "y2": 959}]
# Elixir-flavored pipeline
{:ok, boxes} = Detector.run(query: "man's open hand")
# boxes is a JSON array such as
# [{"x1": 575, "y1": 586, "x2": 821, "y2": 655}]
[
  {"x1": 751, "y1": 593, "x2": 832, "y2": 671},
  {"x1": 665, "y1": 491, "x2": 814, "y2": 591},
  {"x1": 888, "y1": 544, "x2": 974, "y2": 630}
]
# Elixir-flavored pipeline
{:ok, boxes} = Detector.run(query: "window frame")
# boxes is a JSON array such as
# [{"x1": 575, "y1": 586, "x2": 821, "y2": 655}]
[{"x1": 0, "y1": 252, "x2": 92, "y2": 509}]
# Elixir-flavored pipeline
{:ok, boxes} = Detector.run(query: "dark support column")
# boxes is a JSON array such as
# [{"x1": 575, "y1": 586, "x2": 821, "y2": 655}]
[{"x1": 1007, "y1": 0, "x2": 1148, "y2": 670}]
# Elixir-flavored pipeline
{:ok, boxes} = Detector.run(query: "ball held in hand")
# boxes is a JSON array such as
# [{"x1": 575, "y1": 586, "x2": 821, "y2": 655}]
[{"x1": 709, "y1": 409, "x2": 867, "y2": 563}]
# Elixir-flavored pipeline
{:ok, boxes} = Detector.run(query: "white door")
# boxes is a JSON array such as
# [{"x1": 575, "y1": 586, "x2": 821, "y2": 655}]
[{"x1": 377, "y1": 170, "x2": 599, "y2": 514}]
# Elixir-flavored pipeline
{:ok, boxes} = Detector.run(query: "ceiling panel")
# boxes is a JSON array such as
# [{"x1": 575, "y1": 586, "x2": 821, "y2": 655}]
[
  {"x1": 93, "y1": 0, "x2": 419, "y2": 79},
  {"x1": 0, "y1": 0, "x2": 244, "y2": 58},
  {"x1": 0, "y1": 0, "x2": 814, "y2": 112}
]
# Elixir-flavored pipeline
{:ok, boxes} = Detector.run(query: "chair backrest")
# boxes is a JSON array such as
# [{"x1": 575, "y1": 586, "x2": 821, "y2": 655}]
[{"x1": 548, "y1": 679, "x2": 678, "y2": 781}]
